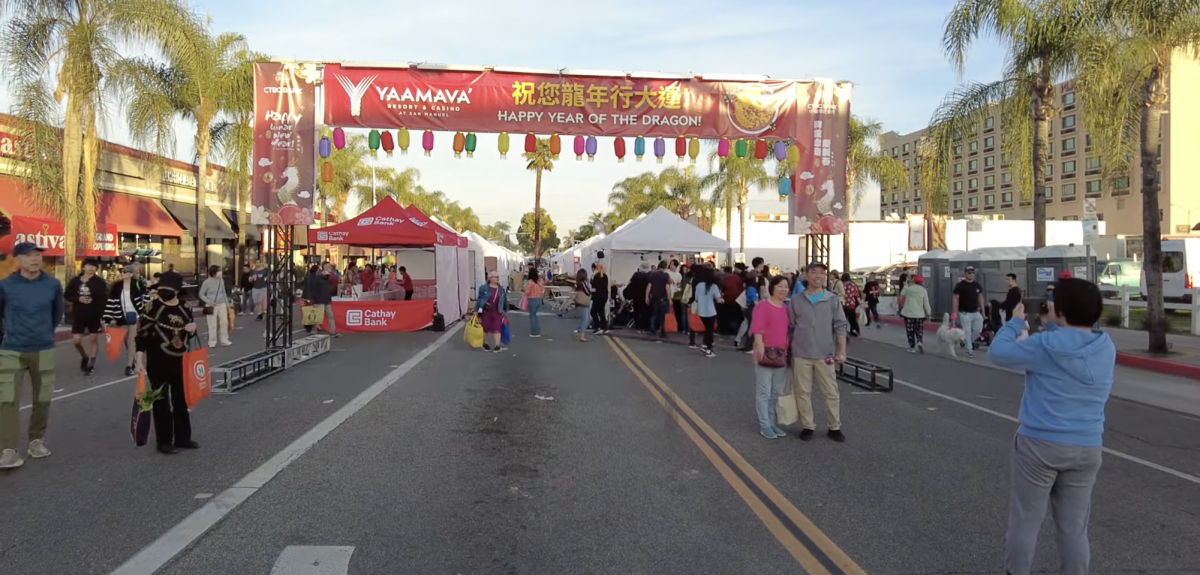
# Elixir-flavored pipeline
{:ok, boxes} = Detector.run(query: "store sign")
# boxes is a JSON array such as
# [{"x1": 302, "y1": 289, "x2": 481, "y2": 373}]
[
  {"x1": 3, "y1": 216, "x2": 118, "y2": 257},
  {"x1": 162, "y1": 171, "x2": 216, "y2": 192},
  {"x1": 0, "y1": 132, "x2": 31, "y2": 160},
  {"x1": 329, "y1": 300, "x2": 434, "y2": 333},
  {"x1": 252, "y1": 62, "x2": 316, "y2": 226}
]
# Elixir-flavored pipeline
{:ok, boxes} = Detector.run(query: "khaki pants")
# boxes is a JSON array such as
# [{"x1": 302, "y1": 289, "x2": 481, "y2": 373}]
[
  {"x1": 791, "y1": 358, "x2": 841, "y2": 431},
  {"x1": 0, "y1": 349, "x2": 55, "y2": 450}
]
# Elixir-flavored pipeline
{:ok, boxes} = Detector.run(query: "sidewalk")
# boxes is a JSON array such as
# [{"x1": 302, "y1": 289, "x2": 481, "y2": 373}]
[
  {"x1": 860, "y1": 319, "x2": 1200, "y2": 417},
  {"x1": 874, "y1": 314, "x2": 1200, "y2": 380}
]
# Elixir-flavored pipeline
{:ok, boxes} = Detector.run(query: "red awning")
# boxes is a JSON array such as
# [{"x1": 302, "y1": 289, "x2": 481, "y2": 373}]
[
  {"x1": 0, "y1": 177, "x2": 183, "y2": 237},
  {"x1": 307, "y1": 196, "x2": 437, "y2": 247},
  {"x1": 0, "y1": 216, "x2": 119, "y2": 257},
  {"x1": 402, "y1": 205, "x2": 460, "y2": 246}
]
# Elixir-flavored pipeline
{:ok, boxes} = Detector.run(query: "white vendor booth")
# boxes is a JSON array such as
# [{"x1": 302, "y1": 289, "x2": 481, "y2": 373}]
[{"x1": 579, "y1": 207, "x2": 729, "y2": 280}]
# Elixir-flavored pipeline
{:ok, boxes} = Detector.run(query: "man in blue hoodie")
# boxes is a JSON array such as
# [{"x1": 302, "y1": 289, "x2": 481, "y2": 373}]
[
  {"x1": 988, "y1": 278, "x2": 1113, "y2": 575},
  {"x1": 0, "y1": 242, "x2": 65, "y2": 470}
]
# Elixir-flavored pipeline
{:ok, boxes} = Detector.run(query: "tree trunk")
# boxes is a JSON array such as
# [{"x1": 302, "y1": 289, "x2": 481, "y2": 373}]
[
  {"x1": 80, "y1": 104, "x2": 100, "y2": 259},
  {"x1": 196, "y1": 130, "x2": 211, "y2": 274},
  {"x1": 533, "y1": 167, "x2": 543, "y2": 260},
  {"x1": 61, "y1": 95, "x2": 84, "y2": 281},
  {"x1": 1030, "y1": 76, "x2": 1052, "y2": 249},
  {"x1": 1141, "y1": 63, "x2": 1170, "y2": 354},
  {"x1": 724, "y1": 192, "x2": 733, "y2": 264}
]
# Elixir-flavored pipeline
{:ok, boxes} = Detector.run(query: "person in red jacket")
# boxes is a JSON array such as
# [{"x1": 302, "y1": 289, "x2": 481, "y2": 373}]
[{"x1": 400, "y1": 266, "x2": 415, "y2": 300}]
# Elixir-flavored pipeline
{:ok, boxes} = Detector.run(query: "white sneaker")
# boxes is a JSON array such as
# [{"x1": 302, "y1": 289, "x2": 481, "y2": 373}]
[
  {"x1": 0, "y1": 448, "x2": 24, "y2": 469},
  {"x1": 27, "y1": 439, "x2": 50, "y2": 459}
]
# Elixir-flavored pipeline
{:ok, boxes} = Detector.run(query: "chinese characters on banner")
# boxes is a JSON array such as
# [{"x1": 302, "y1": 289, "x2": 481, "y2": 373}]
[
  {"x1": 251, "y1": 62, "x2": 316, "y2": 226},
  {"x1": 790, "y1": 81, "x2": 852, "y2": 235}
]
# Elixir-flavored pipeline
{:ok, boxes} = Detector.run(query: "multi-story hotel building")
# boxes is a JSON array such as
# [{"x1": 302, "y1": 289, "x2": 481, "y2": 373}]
[{"x1": 879, "y1": 53, "x2": 1200, "y2": 237}]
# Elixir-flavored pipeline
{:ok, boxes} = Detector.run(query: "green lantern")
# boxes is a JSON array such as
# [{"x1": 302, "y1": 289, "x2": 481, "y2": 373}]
[
  {"x1": 735, "y1": 139, "x2": 748, "y2": 158},
  {"x1": 368, "y1": 129, "x2": 381, "y2": 154},
  {"x1": 465, "y1": 132, "x2": 477, "y2": 158}
]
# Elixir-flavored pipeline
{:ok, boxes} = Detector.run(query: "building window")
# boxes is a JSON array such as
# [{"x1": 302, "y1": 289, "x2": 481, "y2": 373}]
[
  {"x1": 1063, "y1": 215, "x2": 1079, "y2": 221},
  {"x1": 1086, "y1": 180, "x2": 1102, "y2": 196},
  {"x1": 984, "y1": 175, "x2": 995, "y2": 187},
  {"x1": 985, "y1": 194, "x2": 995, "y2": 206},
  {"x1": 1046, "y1": 165, "x2": 1054, "y2": 177},
  {"x1": 1063, "y1": 115, "x2": 1076, "y2": 128},
  {"x1": 984, "y1": 136, "x2": 995, "y2": 149},
  {"x1": 970, "y1": 141, "x2": 979, "y2": 153},
  {"x1": 1062, "y1": 183, "x2": 1076, "y2": 197},
  {"x1": 1085, "y1": 135, "x2": 1092, "y2": 148},
  {"x1": 1048, "y1": 141, "x2": 1054, "y2": 154},
  {"x1": 954, "y1": 145, "x2": 962, "y2": 157},
  {"x1": 985, "y1": 156, "x2": 995, "y2": 168},
  {"x1": 1063, "y1": 160, "x2": 1076, "y2": 174},
  {"x1": 913, "y1": 204, "x2": 924, "y2": 214},
  {"x1": 969, "y1": 159, "x2": 979, "y2": 171},
  {"x1": 969, "y1": 197, "x2": 979, "y2": 208},
  {"x1": 901, "y1": 207, "x2": 907, "y2": 216},
  {"x1": 904, "y1": 159, "x2": 910, "y2": 168},
  {"x1": 954, "y1": 163, "x2": 962, "y2": 174},
  {"x1": 1002, "y1": 172, "x2": 1012, "y2": 183},
  {"x1": 1043, "y1": 186, "x2": 1053, "y2": 199},
  {"x1": 903, "y1": 143, "x2": 910, "y2": 153},
  {"x1": 1115, "y1": 176, "x2": 1130, "y2": 189},
  {"x1": 1002, "y1": 192, "x2": 1013, "y2": 204},
  {"x1": 1063, "y1": 92, "x2": 1075, "y2": 106},
  {"x1": 969, "y1": 178, "x2": 978, "y2": 190},
  {"x1": 1086, "y1": 157, "x2": 1101, "y2": 170},
  {"x1": 892, "y1": 146, "x2": 898, "y2": 156},
  {"x1": 954, "y1": 181, "x2": 963, "y2": 191},
  {"x1": 1063, "y1": 137, "x2": 1076, "y2": 151},
  {"x1": 985, "y1": 117, "x2": 995, "y2": 129},
  {"x1": 953, "y1": 199, "x2": 963, "y2": 210}
]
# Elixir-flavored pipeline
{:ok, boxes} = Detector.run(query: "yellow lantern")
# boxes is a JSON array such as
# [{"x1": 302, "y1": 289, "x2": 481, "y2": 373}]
[
  {"x1": 498, "y1": 132, "x2": 510, "y2": 158},
  {"x1": 688, "y1": 138, "x2": 700, "y2": 163},
  {"x1": 397, "y1": 128, "x2": 411, "y2": 155},
  {"x1": 787, "y1": 144, "x2": 800, "y2": 171}
]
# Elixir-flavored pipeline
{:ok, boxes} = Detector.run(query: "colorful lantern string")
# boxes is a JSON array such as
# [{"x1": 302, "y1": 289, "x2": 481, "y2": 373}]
[
  {"x1": 453, "y1": 132, "x2": 466, "y2": 158},
  {"x1": 573, "y1": 135, "x2": 585, "y2": 161},
  {"x1": 498, "y1": 132, "x2": 510, "y2": 158},
  {"x1": 754, "y1": 139, "x2": 768, "y2": 161},
  {"x1": 787, "y1": 144, "x2": 800, "y2": 171},
  {"x1": 614, "y1": 137, "x2": 626, "y2": 163},
  {"x1": 380, "y1": 131, "x2": 395, "y2": 156},
  {"x1": 779, "y1": 177, "x2": 791, "y2": 197},
  {"x1": 585, "y1": 136, "x2": 597, "y2": 162},
  {"x1": 688, "y1": 138, "x2": 700, "y2": 164},
  {"x1": 653, "y1": 137, "x2": 665, "y2": 164},
  {"x1": 422, "y1": 130, "x2": 434, "y2": 156},
  {"x1": 368, "y1": 130, "x2": 381, "y2": 155},
  {"x1": 549, "y1": 134, "x2": 561, "y2": 159},
  {"x1": 525, "y1": 133, "x2": 537, "y2": 154},
  {"x1": 718, "y1": 138, "x2": 730, "y2": 158},
  {"x1": 735, "y1": 139, "x2": 748, "y2": 158},
  {"x1": 318, "y1": 137, "x2": 331, "y2": 159},
  {"x1": 774, "y1": 141, "x2": 788, "y2": 162},
  {"x1": 465, "y1": 132, "x2": 477, "y2": 158},
  {"x1": 321, "y1": 161, "x2": 333, "y2": 183},
  {"x1": 333, "y1": 128, "x2": 346, "y2": 150},
  {"x1": 397, "y1": 128, "x2": 410, "y2": 155},
  {"x1": 674, "y1": 137, "x2": 686, "y2": 162},
  {"x1": 634, "y1": 136, "x2": 646, "y2": 162}
]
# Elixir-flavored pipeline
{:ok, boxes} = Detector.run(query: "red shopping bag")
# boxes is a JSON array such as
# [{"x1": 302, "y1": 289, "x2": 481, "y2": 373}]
[
  {"x1": 664, "y1": 307, "x2": 678, "y2": 334},
  {"x1": 106, "y1": 327, "x2": 127, "y2": 361},
  {"x1": 183, "y1": 342, "x2": 211, "y2": 408},
  {"x1": 688, "y1": 311, "x2": 705, "y2": 332}
]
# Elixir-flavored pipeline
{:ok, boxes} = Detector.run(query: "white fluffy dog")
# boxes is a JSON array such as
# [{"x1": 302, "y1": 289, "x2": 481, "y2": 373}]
[{"x1": 936, "y1": 313, "x2": 967, "y2": 357}]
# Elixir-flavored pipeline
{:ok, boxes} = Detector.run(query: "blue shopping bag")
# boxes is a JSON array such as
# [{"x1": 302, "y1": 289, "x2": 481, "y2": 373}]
[{"x1": 500, "y1": 318, "x2": 511, "y2": 345}]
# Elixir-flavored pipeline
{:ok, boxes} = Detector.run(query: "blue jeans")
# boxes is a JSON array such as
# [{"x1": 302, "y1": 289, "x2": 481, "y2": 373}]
[
  {"x1": 754, "y1": 364, "x2": 788, "y2": 430},
  {"x1": 576, "y1": 304, "x2": 590, "y2": 333},
  {"x1": 527, "y1": 297, "x2": 543, "y2": 335},
  {"x1": 960, "y1": 311, "x2": 984, "y2": 352}
]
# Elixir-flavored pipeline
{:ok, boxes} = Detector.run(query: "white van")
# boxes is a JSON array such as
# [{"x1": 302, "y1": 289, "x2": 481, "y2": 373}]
[{"x1": 1140, "y1": 238, "x2": 1200, "y2": 303}]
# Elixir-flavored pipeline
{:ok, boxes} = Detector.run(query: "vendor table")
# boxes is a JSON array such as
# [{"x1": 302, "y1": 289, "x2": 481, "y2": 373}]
[{"x1": 326, "y1": 299, "x2": 434, "y2": 333}]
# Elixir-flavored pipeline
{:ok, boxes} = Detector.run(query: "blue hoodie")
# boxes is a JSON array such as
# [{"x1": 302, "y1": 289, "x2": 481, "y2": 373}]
[
  {"x1": 0, "y1": 271, "x2": 65, "y2": 353},
  {"x1": 988, "y1": 317, "x2": 1115, "y2": 447}
]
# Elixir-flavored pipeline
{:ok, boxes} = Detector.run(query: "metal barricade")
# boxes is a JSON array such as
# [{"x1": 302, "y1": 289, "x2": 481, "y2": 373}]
[{"x1": 836, "y1": 357, "x2": 894, "y2": 393}]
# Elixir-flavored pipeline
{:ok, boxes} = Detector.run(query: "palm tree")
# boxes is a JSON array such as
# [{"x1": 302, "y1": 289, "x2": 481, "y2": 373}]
[
  {"x1": 323, "y1": 133, "x2": 373, "y2": 219},
  {"x1": 482, "y1": 220, "x2": 513, "y2": 247},
  {"x1": 701, "y1": 152, "x2": 772, "y2": 255},
  {"x1": 523, "y1": 138, "x2": 554, "y2": 259},
  {"x1": 114, "y1": 22, "x2": 256, "y2": 270},
  {"x1": 0, "y1": 0, "x2": 197, "y2": 277},
  {"x1": 1073, "y1": 0, "x2": 1200, "y2": 353},
  {"x1": 839, "y1": 115, "x2": 909, "y2": 269},
  {"x1": 660, "y1": 165, "x2": 710, "y2": 222},
  {"x1": 926, "y1": 0, "x2": 1089, "y2": 249},
  {"x1": 363, "y1": 166, "x2": 423, "y2": 213},
  {"x1": 608, "y1": 172, "x2": 669, "y2": 222},
  {"x1": 440, "y1": 202, "x2": 482, "y2": 234}
]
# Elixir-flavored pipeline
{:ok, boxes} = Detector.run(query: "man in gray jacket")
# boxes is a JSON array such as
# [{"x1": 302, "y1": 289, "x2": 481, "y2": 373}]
[{"x1": 788, "y1": 261, "x2": 849, "y2": 442}]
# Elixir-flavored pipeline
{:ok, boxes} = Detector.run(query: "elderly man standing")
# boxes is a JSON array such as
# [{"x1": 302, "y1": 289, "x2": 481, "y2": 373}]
[
  {"x1": 788, "y1": 261, "x2": 849, "y2": 443},
  {"x1": 0, "y1": 243, "x2": 65, "y2": 469}
]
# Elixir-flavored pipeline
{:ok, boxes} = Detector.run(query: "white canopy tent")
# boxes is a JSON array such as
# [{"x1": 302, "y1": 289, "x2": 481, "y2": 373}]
[
  {"x1": 463, "y1": 231, "x2": 525, "y2": 290},
  {"x1": 580, "y1": 207, "x2": 729, "y2": 281},
  {"x1": 555, "y1": 213, "x2": 649, "y2": 277}
]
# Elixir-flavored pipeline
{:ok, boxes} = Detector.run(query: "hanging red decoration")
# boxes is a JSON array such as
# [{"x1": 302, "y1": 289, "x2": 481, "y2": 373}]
[
  {"x1": 675, "y1": 136, "x2": 687, "y2": 161},
  {"x1": 453, "y1": 132, "x2": 466, "y2": 158},
  {"x1": 754, "y1": 139, "x2": 768, "y2": 160},
  {"x1": 380, "y1": 131, "x2": 395, "y2": 156},
  {"x1": 524, "y1": 133, "x2": 537, "y2": 154},
  {"x1": 614, "y1": 137, "x2": 626, "y2": 163}
]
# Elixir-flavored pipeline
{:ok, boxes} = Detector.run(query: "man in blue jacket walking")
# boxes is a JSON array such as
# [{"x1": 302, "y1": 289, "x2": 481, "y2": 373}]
[
  {"x1": 988, "y1": 278, "x2": 1113, "y2": 575},
  {"x1": 0, "y1": 242, "x2": 65, "y2": 469}
]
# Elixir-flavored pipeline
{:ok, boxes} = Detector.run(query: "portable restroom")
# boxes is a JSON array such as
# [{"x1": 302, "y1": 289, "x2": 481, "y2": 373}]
[
  {"x1": 917, "y1": 249, "x2": 966, "y2": 318},
  {"x1": 949, "y1": 247, "x2": 1033, "y2": 314},
  {"x1": 1026, "y1": 245, "x2": 1097, "y2": 300}
]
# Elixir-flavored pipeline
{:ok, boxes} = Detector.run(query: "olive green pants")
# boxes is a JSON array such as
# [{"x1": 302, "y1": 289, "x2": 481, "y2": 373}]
[{"x1": 0, "y1": 349, "x2": 56, "y2": 450}]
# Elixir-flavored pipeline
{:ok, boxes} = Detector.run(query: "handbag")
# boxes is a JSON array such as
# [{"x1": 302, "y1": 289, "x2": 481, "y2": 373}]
[
  {"x1": 183, "y1": 337, "x2": 211, "y2": 409},
  {"x1": 106, "y1": 327, "x2": 128, "y2": 362},
  {"x1": 776, "y1": 390, "x2": 799, "y2": 426},
  {"x1": 464, "y1": 316, "x2": 485, "y2": 348},
  {"x1": 758, "y1": 347, "x2": 788, "y2": 368},
  {"x1": 519, "y1": 292, "x2": 529, "y2": 311},
  {"x1": 574, "y1": 291, "x2": 591, "y2": 307},
  {"x1": 301, "y1": 305, "x2": 325, "y2": 326},
  {"x1": 500, "y1": 318, "x2": 511, "y2": 345},
  {"x1": 130, "y1": 373, "x2": 154, "y2": 447},
  {"x1": 202, "y1": 305, "x2": 214, "y2": 315}
]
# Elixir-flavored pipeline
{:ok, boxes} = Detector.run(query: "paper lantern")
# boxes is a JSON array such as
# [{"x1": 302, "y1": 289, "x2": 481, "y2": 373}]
[
  {"x1": 718, "y1": 138, "x2": 730, "y2": 158},
  {"x1": 585, "y1": 136, "x2": 598, "y2": 162},
  {"x1": 318, "y1": 137, "x2": 331, "y2": 159},
  {"x1": 653, "y1": 137, "x2": 665, "y2": 164},
  {"x1": 332, "y1": 128, "x2": 346, "y2": 150},
  {"x1": 573, "y1": 135, "x2": 585, "y2": 161},
  {"x1": 688, "y1": 137, "x2": 700, "y2": 164},
  {"x1": 498, "y1": 132, "x2": 510, "y2": 158},
  {"x1": 774, "y1": 141, "x2": 788, "y2": 162},
  {"x1": 675, "y1": 136, "x2": 686, "y2": 161},
  {"x1": 397, "y1": 128, "x2": 410, "y2": 155},
  {"x1": 368, "y1": 130, "x2": 380, "y2": 154},
  {"x1": 779, "y1": 177, "x2": 791, "y2": 197},
  {"x1": 549, "y1": 134, "x2": 561, "y2": 159},
  {"x1": 453, "y1": 131, "x2": 466, "y2": 158},
  {"x1": 465, "y1": 132, "x2": 477, "y2": 158},
  {"x1": 321, "y1": 161, "x2": 333, "y2": 183},
  {"x1": 735, "y1": 139, "x2": 748, "y2": 158},
  {"x1": 422, "y1": 130, "x2": 434, "y2": 156},
  {"x1": 754, "y1": 139, "x2": 768, "y2": 160},
  {"x1": 525, "y1": 132, "x2": 537, "y2": 154},
  {"x1": 380, "y1": 131, "x2": 395, "y2": 156},
  {"x1": 634, "y1": 136, "x2": 646, "y2": 162},
  {"x1": 614, "y1": 137, "x2": 626, "y2": 163},
  {"x1": 787, "y1": 144, "x2": 800, "y2": 171}
]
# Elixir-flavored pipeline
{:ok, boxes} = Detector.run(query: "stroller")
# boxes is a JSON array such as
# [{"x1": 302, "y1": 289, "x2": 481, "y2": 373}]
[{"x1": 975, "y1": 300, "x2": 1004, "y2": 348}]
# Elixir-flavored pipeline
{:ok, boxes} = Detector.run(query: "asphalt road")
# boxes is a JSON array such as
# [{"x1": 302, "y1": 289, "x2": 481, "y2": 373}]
[{"x1": 3, "y1": 314, "x2": 1198, "y2": 574}]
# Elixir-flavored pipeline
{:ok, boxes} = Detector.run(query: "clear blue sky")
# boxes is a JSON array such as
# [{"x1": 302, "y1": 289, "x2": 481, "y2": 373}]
[{"x1": 2, "y1": 0, "x2": 1005, "y2": 233}]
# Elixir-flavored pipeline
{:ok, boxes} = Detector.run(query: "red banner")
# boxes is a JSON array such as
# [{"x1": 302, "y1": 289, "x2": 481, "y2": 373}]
[
  {"x1": 790, "y1": 81, "x2": 853, "y2": 236},
  {"x1": 252, "y1": 62, "x2": 316, "y2": 226},
  {"x1": 327, "y1": 300, "x2": 434, "y2": 333},
  {"x1": 0, "y1": 216, "x2": 118, "y2": 257}
]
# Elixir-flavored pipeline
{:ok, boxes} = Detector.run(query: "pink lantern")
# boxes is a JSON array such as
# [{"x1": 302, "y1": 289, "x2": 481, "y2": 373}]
[
  {"x1": 422, "y1": 130, "x2": 434, "y2": 156},
  {"x1": 717, "y1": 138, "x2": 730, "y2": 158},
  {"x1": 573, "y1": 135, "x2": 585, "y2": 161},
  {"x1": 333, "y1": 128, "x2": 346, "y2": 150}
]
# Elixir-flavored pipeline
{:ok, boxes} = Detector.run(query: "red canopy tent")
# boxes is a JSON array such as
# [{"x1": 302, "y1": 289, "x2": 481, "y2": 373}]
[{"x1": 308, "y1": 196, "x2": 436, "y2": 247}]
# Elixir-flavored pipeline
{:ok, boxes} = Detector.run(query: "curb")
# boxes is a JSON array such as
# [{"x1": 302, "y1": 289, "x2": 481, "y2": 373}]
[{"x1": 876, "y1": 315, "x2": 1200, "y2": 380}]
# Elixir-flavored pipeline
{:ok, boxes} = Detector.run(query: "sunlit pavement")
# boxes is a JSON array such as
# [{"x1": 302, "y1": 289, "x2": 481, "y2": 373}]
[{"x1": 2, "y1": 315, "x2": 1198, "y2": 575}]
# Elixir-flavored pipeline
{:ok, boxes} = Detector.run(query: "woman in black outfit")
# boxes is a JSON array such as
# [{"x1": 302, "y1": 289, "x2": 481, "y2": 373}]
[
  {"x1": 103, "y1": 265, "x2": 150, "y2": 376},
  {"x1": 135, "y1": 272, "x2": 199, "y2": 455},
  {"x1": 590, "y1": 263, "x2": 610, "y2": 334}
]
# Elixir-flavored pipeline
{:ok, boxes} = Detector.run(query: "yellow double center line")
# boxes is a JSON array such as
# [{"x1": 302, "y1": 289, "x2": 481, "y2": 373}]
[{"x1": 606, "y1": 337, "x2": 868, "y2": 575}]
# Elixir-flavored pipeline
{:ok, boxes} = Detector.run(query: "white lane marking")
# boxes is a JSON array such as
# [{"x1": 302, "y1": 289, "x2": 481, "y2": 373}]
[
  {"x1": 894, "y1": 377, "x2": 1200, "y2": 486},
  {"x1": 21, "y1": 329, "x2": 308, "y2": 411},
  {"x1": 270, "y1": 546, "x2": 354, "y2": 575},
  {"x1": 108, "y1": 324, "x2": 462, "y2": 575}
]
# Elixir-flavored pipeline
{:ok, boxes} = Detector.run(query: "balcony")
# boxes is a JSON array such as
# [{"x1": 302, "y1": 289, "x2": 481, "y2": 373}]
[
  {"x1": 984, "y1": 186, "x2": 995, "y2": 192},
  {"x1": 1085, "y1": 191, "x2": 1102, "y2": 199},
  {"x1": 984, "y1": 147, "x2": 995, "y2": 153},
  {"x1": 1062, "y1": 172, "x2": 1076, "y2": 179},
  {"x1": 968, "y1": 170, "x2": 978, "y2": 175},
  {"x1": 1001, "y1": 183, "x2": 1012, "y2": 189},
  {"x1": 984, "y1": 166, "x2": 994, "y2": 173},
  {"x1": 1085, "y1": 168, "x2": 1101, "y2": 176}
]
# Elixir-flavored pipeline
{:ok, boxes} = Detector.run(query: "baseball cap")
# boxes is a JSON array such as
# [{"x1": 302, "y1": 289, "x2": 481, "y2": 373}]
[
  {"x1": 805, "y1": 261, "x2": 828, "y2": 271},
  {"x1": 1059, "y1": 270, "x2": 1073, "y2": 279},
  {"x1": 965, "y1": 266, "x2": 976, "y2": 272},
  {"x1": 11, "y1": 242, "x2": 43, "y2": 257},
  {"x1": 913, "y1": 275, "x2": 925, "y2": 285}
]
